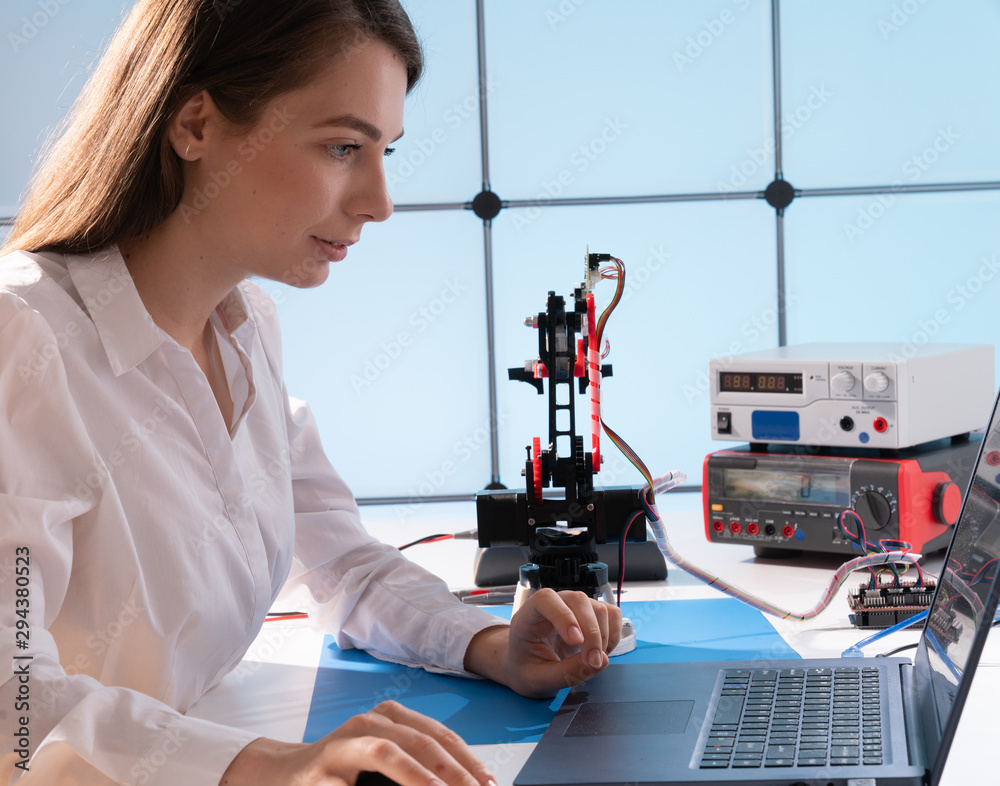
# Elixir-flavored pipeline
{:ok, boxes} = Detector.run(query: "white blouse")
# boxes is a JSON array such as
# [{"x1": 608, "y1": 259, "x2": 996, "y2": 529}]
[{"x1": 0, "y1": 248, "x2": 502, "y2": 785}]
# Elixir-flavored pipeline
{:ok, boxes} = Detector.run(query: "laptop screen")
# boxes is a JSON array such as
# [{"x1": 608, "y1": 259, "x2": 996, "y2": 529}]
[{"x1": 920, "y1": 394, "x2": 1000, "y2": 780}]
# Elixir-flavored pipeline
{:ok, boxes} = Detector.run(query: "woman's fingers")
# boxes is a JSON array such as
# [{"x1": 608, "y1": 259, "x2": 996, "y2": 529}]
[
  {"x1": 329, "y1": 701, "x2": 494, "y2": 786},
  {"x1": 518, "y1": 589, "x2": 622, "y2": 663}
]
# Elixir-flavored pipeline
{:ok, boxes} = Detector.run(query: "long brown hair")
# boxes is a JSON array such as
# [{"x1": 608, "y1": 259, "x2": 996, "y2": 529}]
[{"x1": 2, "y1": 0, "x2": 422, "y2": 256}]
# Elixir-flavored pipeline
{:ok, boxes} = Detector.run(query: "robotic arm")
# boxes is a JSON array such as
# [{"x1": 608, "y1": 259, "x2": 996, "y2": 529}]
[{"x1": 473, "y1": 251, "x2": 667, "y2": 588}]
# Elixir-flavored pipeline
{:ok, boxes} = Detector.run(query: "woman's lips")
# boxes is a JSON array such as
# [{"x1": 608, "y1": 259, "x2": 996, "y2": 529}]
[{"x1": 314, "y1": 237, "x2": 351, "y2": 262}]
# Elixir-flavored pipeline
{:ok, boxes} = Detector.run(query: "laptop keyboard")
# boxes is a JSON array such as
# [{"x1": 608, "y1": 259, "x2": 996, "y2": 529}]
[{"x1": 700, "y1": 667, "x2": 884, "y2": 769}]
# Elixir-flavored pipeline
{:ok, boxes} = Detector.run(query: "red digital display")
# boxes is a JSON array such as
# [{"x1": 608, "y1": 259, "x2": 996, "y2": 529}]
[{"x1": 719, "y1": 372, "x2": 803, "y2": 394}]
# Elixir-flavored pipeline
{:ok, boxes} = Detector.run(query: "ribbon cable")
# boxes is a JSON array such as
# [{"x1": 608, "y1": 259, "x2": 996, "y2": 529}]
[{"x1": 586, "y1": 292, "x2": 601, "y2": 472}]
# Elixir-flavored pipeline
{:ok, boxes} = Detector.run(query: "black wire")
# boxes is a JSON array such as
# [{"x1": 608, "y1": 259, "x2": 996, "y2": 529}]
[
  {"x1": 398, "y1": 533, "x2": 453, "y2": 550},
  {"x1": 616, "y1": 510, "x2": 644, "y2": 607},
  {"x1": 878, "y1": 642, "x2": 919, "y2": 658}
]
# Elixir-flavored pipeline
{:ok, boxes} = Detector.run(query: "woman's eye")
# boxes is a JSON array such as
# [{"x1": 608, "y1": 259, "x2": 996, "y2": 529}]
[
  {"x1": 327, "y1": 144, "x2": 361, "y2": 160},
  {"x1": 383, "y1": 147, "x2": 396, "y2": 157}
]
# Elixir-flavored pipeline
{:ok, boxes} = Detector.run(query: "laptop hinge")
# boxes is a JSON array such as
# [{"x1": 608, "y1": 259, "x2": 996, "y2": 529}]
[{"x1": 899, "y1": 661, "x2": 927, "y2": 774}]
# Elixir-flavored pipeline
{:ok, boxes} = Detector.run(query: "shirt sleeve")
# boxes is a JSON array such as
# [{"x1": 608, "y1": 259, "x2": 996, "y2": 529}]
[
  {"x1": 239, "y1": 281, "x2": 506, "y2": 677},
  {"x1": 279, "y1": 397, "x2": 507, "y2": 676},
  {"x1": 0, "y1": 295, "x2": 257, "y2": 786}
]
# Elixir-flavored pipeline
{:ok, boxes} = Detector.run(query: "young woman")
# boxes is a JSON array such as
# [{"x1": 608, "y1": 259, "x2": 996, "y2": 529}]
[{"x1": 0, "y1": 2, "x2": 621, "y2": 785}]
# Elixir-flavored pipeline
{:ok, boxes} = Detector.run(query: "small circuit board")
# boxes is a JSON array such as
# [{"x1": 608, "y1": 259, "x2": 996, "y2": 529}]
[{"x1": 847, "y1": 580, "x2": 937, "y2": 629}]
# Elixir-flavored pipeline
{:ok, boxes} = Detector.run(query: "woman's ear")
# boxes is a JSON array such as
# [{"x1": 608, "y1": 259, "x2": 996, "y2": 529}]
[{"x1": 168, "y1": 90, "x2": 218, "y2": 161}]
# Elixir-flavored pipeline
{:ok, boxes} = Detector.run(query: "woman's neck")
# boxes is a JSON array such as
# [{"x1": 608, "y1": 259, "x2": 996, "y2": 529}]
[{"x1": 118, "y1": 217, "x2": 244, "y2": 355}]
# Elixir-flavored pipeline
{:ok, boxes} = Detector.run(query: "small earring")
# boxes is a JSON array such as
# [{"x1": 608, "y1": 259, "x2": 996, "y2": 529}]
[{"x1": 184, "y1": 144, "x2": 191, "y2": 158}]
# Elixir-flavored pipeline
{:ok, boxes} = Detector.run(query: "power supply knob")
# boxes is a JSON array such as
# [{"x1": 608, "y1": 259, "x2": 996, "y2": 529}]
[
  {"x1": 933, "y1": 482, "x2": 962, "y2": 525},
  {"x1": 864, "y1": 371, "x2": 890, "y2": 394},
  {"x1": 853, "y1": 491, "x2": 893, "y2": 530},
  {"x1": 831, "y1": 371, "x2": 856, "y2": 393}
]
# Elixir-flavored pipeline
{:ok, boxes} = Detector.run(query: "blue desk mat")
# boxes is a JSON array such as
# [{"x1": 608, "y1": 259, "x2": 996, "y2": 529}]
[{"x1": 303, "y1": 598, "x2": 799, "y2": 744}]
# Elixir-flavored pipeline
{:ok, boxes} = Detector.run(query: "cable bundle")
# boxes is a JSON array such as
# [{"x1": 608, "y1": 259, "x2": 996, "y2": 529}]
[
  {"x1": 593, "y1": 255, "x2": 925, "y2": 621},
  {"x1": 837, "y1": 509, "x2": 926, "y2": 590}
]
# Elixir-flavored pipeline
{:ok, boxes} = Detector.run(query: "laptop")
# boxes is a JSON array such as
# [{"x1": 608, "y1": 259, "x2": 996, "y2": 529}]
[{"x1": 515, "y1": 393, "x2": 1000, "y2": 786}]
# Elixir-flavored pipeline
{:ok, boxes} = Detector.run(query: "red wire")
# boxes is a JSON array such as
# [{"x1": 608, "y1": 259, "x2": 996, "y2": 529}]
[
  {"x1": 397, "y1": 534, "x2": 455, "y2": 550},
  {"x1": 971, "y1": 557, "x2": 1000, "y2": 585}
]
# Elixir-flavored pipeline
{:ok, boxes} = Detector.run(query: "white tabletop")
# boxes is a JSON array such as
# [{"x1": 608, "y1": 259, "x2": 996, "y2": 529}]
[{"x1": 188, "y1": 498, "x2": 999, "y2": 784}]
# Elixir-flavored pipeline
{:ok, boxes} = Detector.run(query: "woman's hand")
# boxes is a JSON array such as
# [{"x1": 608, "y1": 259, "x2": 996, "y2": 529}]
[
  {"x1": 464, "y1": 589, "x2": 622, "y2": 698},
  {"x1": 220, "y1": 701, "x2": 497, "y2": 786}
]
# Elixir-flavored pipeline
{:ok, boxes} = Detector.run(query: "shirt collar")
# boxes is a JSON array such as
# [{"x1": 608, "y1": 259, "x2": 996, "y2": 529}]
[
  {"x1": 215, "y1": 282, "x2": 253, "y2": 336},
  {"x1": 213, "y1": 283, "x2": 257, "y2": 365},
  {"x1": 66, "y1": 247, "x2": 255, "y2": 377}
]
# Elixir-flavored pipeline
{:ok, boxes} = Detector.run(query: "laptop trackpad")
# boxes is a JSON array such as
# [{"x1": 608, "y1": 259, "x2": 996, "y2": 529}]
[{"x1": 564, "y1": 700, "x2": 694, "y2": 737}]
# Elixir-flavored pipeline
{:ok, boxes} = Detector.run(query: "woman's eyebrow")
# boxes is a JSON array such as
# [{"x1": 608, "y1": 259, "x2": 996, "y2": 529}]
[{"x1": 312, "y1": 114, "x2": 404, "y2": 143}]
